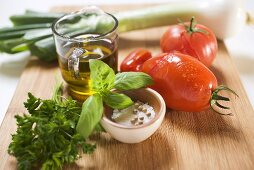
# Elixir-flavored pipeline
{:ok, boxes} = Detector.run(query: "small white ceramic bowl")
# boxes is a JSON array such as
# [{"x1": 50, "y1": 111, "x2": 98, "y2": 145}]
[{"x1": 100, "y1": 88, "x2": 166, "y2": 144}]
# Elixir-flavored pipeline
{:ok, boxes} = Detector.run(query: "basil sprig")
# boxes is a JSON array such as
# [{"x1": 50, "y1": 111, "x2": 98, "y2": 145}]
[{"x1": 77, "y1": 59, "x2": 153, "y2": 138}]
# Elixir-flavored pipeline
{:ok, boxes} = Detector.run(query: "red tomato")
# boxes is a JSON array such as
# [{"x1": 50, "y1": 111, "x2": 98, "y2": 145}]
[
  {"x1": 160, "y1": 17, "x2": 217, "y2": 67},
  {"x1": 120, "y1": 48, "x2": 152, "y2": 72},
  {"x1": 142, "y1": 52, "x2": 218, "y2": 112}
]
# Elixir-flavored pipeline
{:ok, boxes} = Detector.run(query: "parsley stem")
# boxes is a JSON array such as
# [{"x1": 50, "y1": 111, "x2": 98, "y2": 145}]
[{"x1": 61, "y1": 129, "x2": 73, "y2": 139}]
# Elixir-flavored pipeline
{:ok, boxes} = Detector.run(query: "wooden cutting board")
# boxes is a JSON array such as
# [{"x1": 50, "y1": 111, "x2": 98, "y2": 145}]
[{"x1": 1, "y1": 4, "x2": 254, "y2": 170}]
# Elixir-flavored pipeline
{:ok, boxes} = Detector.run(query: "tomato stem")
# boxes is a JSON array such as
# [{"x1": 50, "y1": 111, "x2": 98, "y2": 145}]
[
  {"x1": 189, "y1": 17, "x2": 195, "y2": 32},
  {"x1": 183, "y1": 16, "x2": 208, "y2": 35},
  {"x1": 210, "y1": 85, "x2": 239, "y2": 116}
]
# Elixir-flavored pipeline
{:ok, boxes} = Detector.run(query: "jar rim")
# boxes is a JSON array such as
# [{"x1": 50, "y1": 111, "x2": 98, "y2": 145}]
[{"x1": 51, "y1": 10, "x2": 118, "y2": 42}]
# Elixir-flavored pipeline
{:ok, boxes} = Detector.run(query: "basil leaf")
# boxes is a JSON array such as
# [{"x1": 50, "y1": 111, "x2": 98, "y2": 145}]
[
  {"x1": 103, "y1": 92, "x2": 133, "y2": 109},
  {"x1": 89, "y1": 59, "x2": 115, "y2": 92},
  {"x1": 114, "y1": 72, "x2": 153, "y2": 91},
  {"x1": 76, "y1": 94, "x2": 103, "y2": 138}
]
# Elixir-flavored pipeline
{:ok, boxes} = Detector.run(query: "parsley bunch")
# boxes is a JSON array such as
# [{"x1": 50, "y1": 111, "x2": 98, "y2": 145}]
[{"x1": 8, "y1": 84, "x2": 95, "y2": 170}]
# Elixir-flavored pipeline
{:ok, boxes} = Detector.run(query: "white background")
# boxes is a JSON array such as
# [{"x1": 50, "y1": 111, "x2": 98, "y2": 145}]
[{"x1": 0, "y1": 0, "x2": 254, "y2": 125}]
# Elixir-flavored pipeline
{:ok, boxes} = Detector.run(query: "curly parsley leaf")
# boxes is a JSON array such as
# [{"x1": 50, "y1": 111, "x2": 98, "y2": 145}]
[{"x1": 8, "y1": 85, "x2": 96, "y2": 170}]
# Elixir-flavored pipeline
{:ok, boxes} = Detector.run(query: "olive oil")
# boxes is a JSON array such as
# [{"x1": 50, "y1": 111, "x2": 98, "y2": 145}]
[{"x1": 58, "y1": 34, "x2": 118, "y2": 100}]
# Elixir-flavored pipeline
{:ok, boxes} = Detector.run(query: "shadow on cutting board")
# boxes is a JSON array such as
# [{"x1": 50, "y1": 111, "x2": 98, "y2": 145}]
[
  {"x1": 170, "y1": 110, "x2": 241, "y2": 140},
  {"x1": 25, "y1": 58, "x2": 58, "y2": 69},
  {"x1": 63, "y1": 122, "x2": 175, "y2": 170}
]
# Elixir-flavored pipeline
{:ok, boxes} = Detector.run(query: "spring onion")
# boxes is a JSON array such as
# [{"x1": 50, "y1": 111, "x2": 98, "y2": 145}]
[{"x1": 0, "y1": 0, "x2": 251, "y2": 61}]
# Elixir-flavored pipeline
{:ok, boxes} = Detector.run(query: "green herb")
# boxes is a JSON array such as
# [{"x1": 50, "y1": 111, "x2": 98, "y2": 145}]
[
  {"x1": 8, "y1": 83, "x2": 96, "y2": 170},
  {"x1": 8, "y1": 60, "x2": 153, "y2": 169},
  {"x1": 103, "y1": 92, "x2": 133, "y2": 109},
  {"x1": 76, "y1": 94, "x2": 103, "y2": 138},
  {"x1": 89, "y1": 59, "x2": 115, "y2": 93},
  {"x1": 114, "y1": 72, "x2": 154, "y2": 91},
  {"x1": 76, "y1": 59, "x2": 153, "y2": 138}
]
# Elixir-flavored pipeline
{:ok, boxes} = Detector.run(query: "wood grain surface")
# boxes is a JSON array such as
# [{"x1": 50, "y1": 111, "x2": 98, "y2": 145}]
[{"x1": 1, "y1": 4, "x2": 254, "y2": 170}]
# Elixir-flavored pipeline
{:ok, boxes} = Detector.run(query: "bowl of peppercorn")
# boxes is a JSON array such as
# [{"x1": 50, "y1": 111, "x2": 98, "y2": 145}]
[{"x1": 100, "y1": 88, "x2": 166, "y2": 143}]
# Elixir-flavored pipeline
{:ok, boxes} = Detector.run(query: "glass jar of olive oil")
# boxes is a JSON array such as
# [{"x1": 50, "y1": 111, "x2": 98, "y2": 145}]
[{"x1": 52, "y1": 7, "x2": 118, "y2": 100}]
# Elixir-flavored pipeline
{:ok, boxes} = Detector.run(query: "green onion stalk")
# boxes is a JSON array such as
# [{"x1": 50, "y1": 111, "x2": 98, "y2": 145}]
[{"x1": 1, "y1": 0, "x2": 250, "y2": 61}]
